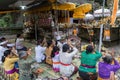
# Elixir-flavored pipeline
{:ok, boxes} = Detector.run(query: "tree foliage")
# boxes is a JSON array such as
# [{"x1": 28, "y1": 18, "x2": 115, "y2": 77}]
[{"x1": 95, "y1": 0, "x2": 108, "y2": 7}]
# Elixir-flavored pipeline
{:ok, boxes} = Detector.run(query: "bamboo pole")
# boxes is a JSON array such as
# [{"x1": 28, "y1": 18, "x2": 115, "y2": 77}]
[{"x1": 98, "y1": 0, "x2": 105, "y2": 52}]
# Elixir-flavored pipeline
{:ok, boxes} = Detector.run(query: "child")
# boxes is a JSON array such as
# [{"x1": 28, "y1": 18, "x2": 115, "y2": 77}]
[{"x1": 51, "y1": 46, "x2": 60, "y2": 72}]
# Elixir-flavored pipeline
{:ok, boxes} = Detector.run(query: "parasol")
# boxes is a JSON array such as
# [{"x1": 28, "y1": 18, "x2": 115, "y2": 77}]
[
  {"x1": 116, "y1": 10, "x2": 120, "y2": 17},
  {"x1": 52, "y1": 2, "x2": 76, "y2": 37},
  {"x1": 74, "y1": 3, "x2": 92, "y2": 13},
  {"x1": 52, "y1": 2, "x2": 76, "y2": 10},
  {"x1": 73, "y1": 3, "x2": 92, "y2": 19},
  {"x1": 84, "y1": 13, "x2": 94, "y2": 20},
  {"x1": 73, "y1": 11, "x2": 85, "y2": 19},
  {"x1": 94, "y1": 8, "x2": 111, "y2": 17}
]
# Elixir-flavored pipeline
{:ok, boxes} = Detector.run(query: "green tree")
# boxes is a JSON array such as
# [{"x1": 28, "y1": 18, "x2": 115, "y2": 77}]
[
  {"x1": 0, "y1": 19, "x2": 6, "y2": 27},
  {"x1": 95, "y1": 0, "x2": 108, "y2": 7}
]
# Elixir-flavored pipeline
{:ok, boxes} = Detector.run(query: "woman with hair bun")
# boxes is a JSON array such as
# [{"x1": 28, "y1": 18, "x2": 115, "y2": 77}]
[
  {"x1": 1, "y1": 50, "x2": 19, "y2": 80},
  {"x1": 79, "y1": 45, "x2": 102, "y2": 80},
  {"x1": 98, "y1": 50, "x2": 120, "y2": 80}
]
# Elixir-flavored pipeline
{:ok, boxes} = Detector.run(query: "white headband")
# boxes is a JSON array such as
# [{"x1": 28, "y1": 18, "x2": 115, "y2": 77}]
[
  {"x1": 0, "y1": 40, "x2": 8, "y2": 45},
  {"x1": 7, "y1": 43, "x2": 15, "y2": 47}
]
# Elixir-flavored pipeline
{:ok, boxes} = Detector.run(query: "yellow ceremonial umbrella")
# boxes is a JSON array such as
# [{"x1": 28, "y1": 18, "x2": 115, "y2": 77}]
[
  {"x1": 52, "y1": 2, "x2": 76, "y2": 11},
  {"x1": 73, "y1": 11, "x2": 85, "y2": 18},
  {"x1": 73, "y1": 14, "x2": 85, "y2": 19},
  {"x1": 73, "y1": 15, "x2": 85, "y2": 19},
  {"x1": 52, "y1": 2, "x2": 76, "y2": 36},
  {"x1": 73, "y1": 3, "x2": 92, "y2": 19},
  {"x1": 52, "y1": 2, "x2": 76, "y2": 23},
  {"x1": 74, "y1": 3, "x2": 92, "y2": 13}
]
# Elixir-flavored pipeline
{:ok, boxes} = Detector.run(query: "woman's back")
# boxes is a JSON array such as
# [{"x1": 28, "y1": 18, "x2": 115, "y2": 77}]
[
  {"x1": 80, "y1": 51, "x2": 101, "y2": 73},
  {"x1": 45, "y1": 47, "x2": 53, "y2": 65},
  {"x1": 35, "y1": 45, "x2": 46, "y2": 56},
  {"x1": 4, "y1": 57, "x2": 19, "y2": 71},
  {"x1": 45, "y1": 47, "x2": 53, "y2": 57},
  {"x1": 81, "y1": 51, "x2": 101, "y2": 66}
]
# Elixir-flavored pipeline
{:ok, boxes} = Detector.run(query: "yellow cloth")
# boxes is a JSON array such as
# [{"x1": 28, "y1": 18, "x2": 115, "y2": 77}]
[
  {"x1": 0, "y1": 10, "x2": 19, "y2": 14},
  {"x1": 73, "y1": 3, "x2": 92, "y2": 18},
  {"x1": 98, "y1": 73, "x2": 115, "y2": 80},
  {"x1": 45, "y1": 47, "x2": 53, "y2": 65},
  {"x1": 3, "y1": 57, "x2": 19, "y2": 80},
  {"x1": 111, "y1": 0, "x2": 119, "y2": 25},
  {"x1": 97, "y1": 77, "x2": 103, "y2": 80},
  {"x1": 73, "y1": 29, "x2": 77, "y2": 36},
  {"x1": 104, "y1": 30, "x2": 110, "y2": 37},
  {"x1": 8, "y1": 72, "x2": 19, "y2": 80},
  {"x1": 4, "y1": 57, "x2": 19, "y2": 71},
  {"x1": 73, "y1": 11, "x2": 85, "y2": 18},
  {"x1": 97, "y1": 77, "x2": 109, "y2": 80},
  {"x1": 52, "y1": 2, "x2": 76, "y2": 11},
  {"x1": 74, "y1": 3, "x2": 92, "y2": 13}
]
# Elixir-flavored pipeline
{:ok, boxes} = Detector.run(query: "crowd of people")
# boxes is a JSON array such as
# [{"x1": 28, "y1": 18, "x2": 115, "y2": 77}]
[{"x1": 0, "y1": 33, "x2": 120, "y2": 80}]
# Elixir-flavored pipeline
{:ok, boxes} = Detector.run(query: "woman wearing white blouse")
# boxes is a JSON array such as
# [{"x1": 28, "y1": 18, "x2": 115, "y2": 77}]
[
  {"x1": 35, "y1": 38, "x2": 46, "y2": 63},
  {"x1": 15, "y1": 34, "x2": 27, "y2": 51},
  {"x1": 59, "y1": 40, "x2": 78, "y2": 77}
]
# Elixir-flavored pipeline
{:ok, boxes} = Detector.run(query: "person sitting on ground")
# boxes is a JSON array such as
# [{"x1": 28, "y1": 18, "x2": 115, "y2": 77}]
[
  {"x1": 7, "y1": 43, "x2": 19, "y2": 73},
  {"x1": 59, "y1": 39, "x2": 78, "y2": 77},
  {"x1": 1, "y1": 50, "x2": 19, "y2": 80},
  {"x1": 45, "y1": 40, "x2": 55, "y2": 65},
  {"x1": 79, "y1": 45, "x2": 102, "y2": 80},
  {"x1": 51, "y1": 46, "x2": 60, "y2": 72},
  {"x1": 35, "y1": 38, "x2": 46, "y2": 63},
  {"x1": 15, "y1": 34, "x2": 27, "y2": 51},
  {"x1": 98, "y1": 50, "x2": 120, "y2": 80}
]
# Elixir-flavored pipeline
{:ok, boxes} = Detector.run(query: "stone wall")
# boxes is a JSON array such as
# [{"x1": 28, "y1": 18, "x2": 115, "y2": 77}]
[{"x1": 0, "y1": 27, "x2": 23, "y2": 36}]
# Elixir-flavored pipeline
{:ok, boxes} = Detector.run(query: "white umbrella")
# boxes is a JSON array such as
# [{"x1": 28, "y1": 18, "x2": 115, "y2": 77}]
[
  {"x1": 94, "y1": 8, "x2": 111, "y2": 17},
  {"x1": 84, "y1": 13, "x2": 94, "y2": 20},
  {"x1": 117, "y1": 10, "x2": 120, "y2": 17}
]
